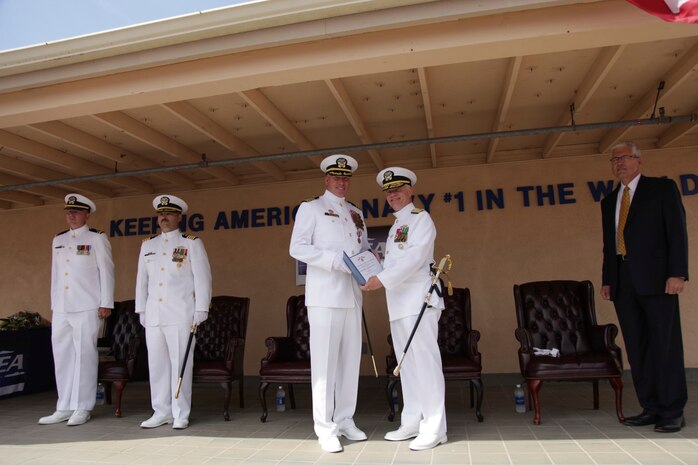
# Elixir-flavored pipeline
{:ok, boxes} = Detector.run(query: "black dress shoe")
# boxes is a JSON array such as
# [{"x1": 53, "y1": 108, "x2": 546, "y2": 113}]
[
  {"x1": 622, "y1": 412, "x2": 660, "y2": 426},
  {"x1": 654, "y1": 416, "x2": 685, "y2": 433}
]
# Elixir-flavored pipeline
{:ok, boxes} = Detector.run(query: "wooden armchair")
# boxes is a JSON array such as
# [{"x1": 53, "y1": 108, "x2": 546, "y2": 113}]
[
  {"x1": 386, "y1": 287, "x2": 484, "y2": 422},
  {"x1": 193, "y1": 295, "x2": 249, "y2": 421},
  {"x1": 514, "y1": 280, "x2": 624, "y2": 425},
  {"x1": 258, "y1": 294, "x2": 311, "y2": 422},
  {"x1": 97, "y1": 300, "x2": 144, "y2": 417}
]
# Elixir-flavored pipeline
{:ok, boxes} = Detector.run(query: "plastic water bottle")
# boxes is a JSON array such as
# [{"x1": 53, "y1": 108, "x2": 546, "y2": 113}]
[
  {"x1": 275, "y1": 385, "x2": 286, "y2": 412},
  {"x1": 514, "y1": 384, "x2": 526, "y2": 413},
  {"x1": 391, "y1": 389, "x2": 400, "y2": 413},
  {"x1": 96, "y1": 383, "x2": 105, "y2": 406}
]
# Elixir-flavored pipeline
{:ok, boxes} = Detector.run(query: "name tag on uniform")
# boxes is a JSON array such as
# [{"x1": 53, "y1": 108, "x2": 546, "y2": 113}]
[
  {"x1": 172, "y1": 247, "x2": 188, "y2": 263},
  {"x1": 77, "y1": 245, "x2": 91, "y2": 256}
]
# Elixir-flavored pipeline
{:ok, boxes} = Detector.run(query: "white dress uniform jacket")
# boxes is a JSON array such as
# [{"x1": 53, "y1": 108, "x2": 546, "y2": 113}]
[
  {"x1": 377, "y1": 203, "x2": 444, "y2": 320},
  {"x1": 289, "y1": 189, "x2": 369, "y2": 440},
  {"x1": 135, "y1": 229, "x2": 212, "y2": 423},
  {"x1": 51, "y1": 224, "x2": 115, "y2": 312},
  {"x1": 50, "y1": 224, "x2": 114, "y2": 411},
  {"x1": 290, "y1": 190, "x2": 369, "y2": 307},
  {"x1": 135, "y1": 229, "x2": 212, "y2": 325},
  {"x1": 377, "y1": 202, "x2": 446, "y2": 437}
]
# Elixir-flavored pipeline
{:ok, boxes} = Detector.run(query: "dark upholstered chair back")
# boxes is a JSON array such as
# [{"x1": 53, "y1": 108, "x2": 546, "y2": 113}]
[
  {"x1": 438, "y1": 287, "x2": 471, "y2": 356},
  {"x1": 109, "y1": 300, "x2": 142, "y2": 362},
  {"x1": 97, "y1": 299, "x2": 144, "y2": 417},
  {"x1": 195, "y1": 295, "x2": 249, "y2": 362},
  {"x1": 286, "y1": 295, "x2": 310, "y2": 361},
  {"x1": 192, "y1": 295, "x2": 250, "y2": 421},
  {"x1": 513, "y1": 280, "x2": 624, "y2": 425},
  {"x1": 514, "y1": 280, "x2": 595, "y2": 356},
  {"x1": 258, "y1": 294, "x2": 312, "y2": 422}
]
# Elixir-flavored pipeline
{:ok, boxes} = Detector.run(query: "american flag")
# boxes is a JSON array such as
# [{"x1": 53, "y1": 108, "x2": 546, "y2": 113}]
[{"x1": 626, "y1": 0, "x2": 698, "y2": 23}]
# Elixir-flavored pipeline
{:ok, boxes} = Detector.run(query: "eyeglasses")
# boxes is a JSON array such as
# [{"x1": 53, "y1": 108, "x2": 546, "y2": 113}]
[{"x1": 609, "y1": 155, "x2": 638, "y2": 163}]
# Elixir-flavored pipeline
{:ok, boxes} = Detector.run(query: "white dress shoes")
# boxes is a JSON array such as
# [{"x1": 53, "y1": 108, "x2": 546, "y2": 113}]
[
  {"x1": 140, "y1": 414, "x2": 174, "y2": 428},
  {"x1": 338, "y1": 424, "x2": 367, "y2": 441},
  {"x1": 318, "y1": 435, "x2": 343, "y2": 453},
  {"x1": 384, "y1": 425, "x2": 419, "y2": 441},
  {"x1": 38, "y1": 410, "x2": 73, "y2": 425},
  {"x1": 409, "y1": 433, "x2": 447, "y2": 451},
  {"x1": 172, "y1": 419, "x2": 189, "y2": 429},
  {"x1": 67, "y1": 410, "x2": 91, "y2": 426}
]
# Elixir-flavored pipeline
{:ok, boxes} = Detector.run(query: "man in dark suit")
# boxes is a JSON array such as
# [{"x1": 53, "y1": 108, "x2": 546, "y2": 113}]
[{"x1": 601, "y1": 141, "x2": 689, "y2": 433}]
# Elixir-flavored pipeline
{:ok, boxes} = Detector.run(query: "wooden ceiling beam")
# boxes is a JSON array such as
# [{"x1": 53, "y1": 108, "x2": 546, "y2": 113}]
[
  {"x1": 94, "y1": 111, "x2": 240, "y2": 185},
  {"x1": 240, "y1": 89, "x2": 323, "y2": 166},
  {"x1": 325, "y1": 78, "x2": 383, "y2": 171},
  {"x1": 31, "y1": 121, "x2": 196, "y2": 189},
  {"x1": 599, "y1": 41, "x2": 698, "y2": 153},
  {"x1": 487, "y1": 56, "x2": 522, "y2": 163},
  {"x1": 162, "y1": 101, "x2": 285, "y2": 180},
  {"x1": 0, "y1": 130, "x2": 153, "y2": 193},
  {"x1": 657, "y1": 106, "x2": 698, "y2": 148},
  {"x1": 0, "y1": 154, "x2": 113, "y2": 197},
  {"x1": 0, "y1": 171, "x2": 69, "y2": 199},
  {"x1": 416, "y1": 68, "x2": 437, "y2": 168},
  {"x1": 543, "y1": 45, "x2": 625, "y2": 158}
]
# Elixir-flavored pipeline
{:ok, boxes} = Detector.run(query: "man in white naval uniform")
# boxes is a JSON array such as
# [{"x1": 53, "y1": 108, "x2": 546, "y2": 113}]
[
  {"x1": 361, "y1": 167, "x2": 447, "y2": 451},
  {"x1": 289, "y1": 154, "x2": 369, "y2": 453},
  {"x1": 136, "y1": 195, "x2": 212, "y2": 430},
  {"x1": 39, "y1": 193, "x2": 114, "y2": 427}
]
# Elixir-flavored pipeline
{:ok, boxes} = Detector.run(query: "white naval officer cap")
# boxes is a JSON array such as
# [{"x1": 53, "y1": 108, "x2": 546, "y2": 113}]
[
  {"x1": 320, "y1": 154, "x2": 358, "y2": 177},
  {"x1": 153, "y1": 194, "x2": 188, "y2": 214},
  {"x1": 376, "y1": 167, "x2": 417, "y2": 191},
  {"x1": 64, "y1": 193, "x2": 96, "y2": 213}
]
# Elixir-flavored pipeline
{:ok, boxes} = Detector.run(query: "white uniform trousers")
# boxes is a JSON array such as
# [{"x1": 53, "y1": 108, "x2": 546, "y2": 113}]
[
  {"x1": 308, "y1": 305, "x2": 362, "y2": 439},
  {"x1": 51, "y1": 309, "x2": 100, "y2": 411},
  {"x1": 391, "y1": 308, "x2": 446, "y2": 435},
  {"x1": 145, "y1": 324, "x2": 195, "y2": 421}
]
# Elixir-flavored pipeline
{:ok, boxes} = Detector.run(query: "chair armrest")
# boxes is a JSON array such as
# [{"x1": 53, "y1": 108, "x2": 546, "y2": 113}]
[
  {"x1": 224, "y1": 337, "x2": 245, "y2": 373},
  {"x1": 127, "y1": 336, "x2": 142, "y2": 361},
  {"x1": 262, "y1": 337, "x2": 296, "y2": 362},
  {"x1": 126, "y1": 336, "x2": 142, "y2": 376},
  {"x1": 224, "y1": 337, "x2": 244, "y2": 361},
  {"x1": 514, "y1": 327, "x2": 534, "y2": 352},
  {"x1": 465, "y1": 329, "x2": 481, "y2": 356},
  {"x1": 591, "y1": 324, "x2": 621, "y2": 353}
]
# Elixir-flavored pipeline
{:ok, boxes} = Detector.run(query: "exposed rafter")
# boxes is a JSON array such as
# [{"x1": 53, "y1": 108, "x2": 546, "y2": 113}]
[
  {"x1": 0, "y1": 171, "x2": 68, "y2": 199},
  {"x1": 0, "y1": 154, "x2": 113, "y2": 197},
  {"x1": 543, "y1": 45, "x2": 625, "y2": 158},
  {"x1": 240, "y1": 89, "x2": 323, "y2": 166},
  {"x1": 658, "y1": 106, "x2": 698, "y2": 147},
  {"x1": 94, "y1": 111, "x2": 240, "y2": 185},
  {"x1": 325, "y1": 78, "x2": 383, "y2": 170},
  {"x1": 30, "y1": 121, "x2": 196, "y2": 190},
  {"x1": 599, "y1": 41, "x2": 698, "y2": 153},
  {"x1": 0, "y1": 130, "x2": 152, "y2": 193},
  {"x1": 0, "y1": 187, "x2": 43, "y2": 206},
  {"x1": 416, "y1": 68, "x2": 437, "y2": 168},
  {"x1": 487, "y1": 56, "x2": 522, "y2": 163},
  {"x1": 162, "y1": 101, "x2": 285, "y2": 181}
]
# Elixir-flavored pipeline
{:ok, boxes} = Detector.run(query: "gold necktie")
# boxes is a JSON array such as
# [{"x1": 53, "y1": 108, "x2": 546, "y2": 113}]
[{"x1": 617, "y1": 186, "x2": 630, "y2": 256}]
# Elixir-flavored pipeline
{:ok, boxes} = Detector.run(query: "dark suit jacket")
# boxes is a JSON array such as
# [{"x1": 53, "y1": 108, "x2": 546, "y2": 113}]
[{"x1": 601, "y1": 175, "x2": 689, "y2": 299}]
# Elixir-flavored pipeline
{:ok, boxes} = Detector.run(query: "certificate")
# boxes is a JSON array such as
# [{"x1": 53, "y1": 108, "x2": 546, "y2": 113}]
[{"x1": 343, "y1": 250, "x2": 383, "y2": 285}]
